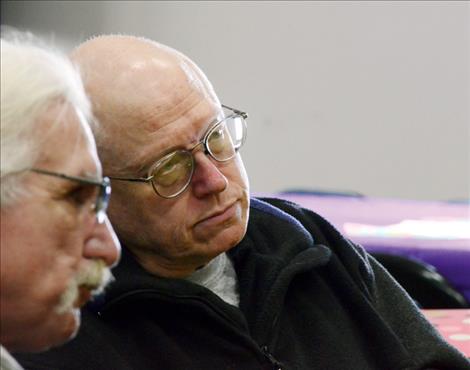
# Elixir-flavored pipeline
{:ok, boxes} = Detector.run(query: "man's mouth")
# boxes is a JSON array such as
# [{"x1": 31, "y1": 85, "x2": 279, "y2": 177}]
[
  {"x1": 196, "y1": 201, "x2": 238, "y2": 228},
  {"x1": 74, "y1": 286, "x2": 92, "y2": 308}
]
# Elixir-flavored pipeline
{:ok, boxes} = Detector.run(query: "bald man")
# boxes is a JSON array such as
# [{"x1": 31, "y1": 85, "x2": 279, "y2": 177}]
[{"x1": 18, "y1": 35, "x2": 470, "y2": 370}]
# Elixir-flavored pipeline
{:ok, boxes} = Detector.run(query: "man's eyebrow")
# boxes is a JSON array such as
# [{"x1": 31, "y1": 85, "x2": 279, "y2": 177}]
[
  {"x1": 193, "y1": 110, "x2": 224, "y2": 142},
  {"x1": 137, "y1": 143, "x2": 186, "y2": 176},
  {"x1": 114, "y1": 152, "x2": 161, "y2": 177},
  {"x1": 205, "y1": 113, "x2": 223, "y2": 131}
]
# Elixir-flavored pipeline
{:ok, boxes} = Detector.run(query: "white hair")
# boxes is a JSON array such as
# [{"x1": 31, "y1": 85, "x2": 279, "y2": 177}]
[{"x1": 1, "y1": 30, "x2": 92, "y2": 206}]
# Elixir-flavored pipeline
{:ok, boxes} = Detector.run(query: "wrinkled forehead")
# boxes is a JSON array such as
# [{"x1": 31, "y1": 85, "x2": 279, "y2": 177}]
[{"x1": 36, "y1": 103, "x2": 101, "y2": 177}]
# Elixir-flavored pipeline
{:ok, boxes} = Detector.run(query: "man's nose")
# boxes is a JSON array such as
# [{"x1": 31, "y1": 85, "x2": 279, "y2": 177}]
[
  {"x1": 191, "y1": 151, "x2": 228, "y2": 198},
  {"x1": 83, "y1": 216, "x2": 121, "y2": 268}
]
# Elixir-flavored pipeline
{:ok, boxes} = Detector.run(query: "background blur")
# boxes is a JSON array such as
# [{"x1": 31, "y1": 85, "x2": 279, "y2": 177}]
[{"x1": 2, "y1": 0, "x2": 469, "y2": 201}]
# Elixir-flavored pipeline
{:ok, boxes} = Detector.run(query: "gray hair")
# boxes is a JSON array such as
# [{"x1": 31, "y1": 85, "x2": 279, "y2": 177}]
[{"x1": 1, "y1": 30, "x2": 92, "y2": 206}]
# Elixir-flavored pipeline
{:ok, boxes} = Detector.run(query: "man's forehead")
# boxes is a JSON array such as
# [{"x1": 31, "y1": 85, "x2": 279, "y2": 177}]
[
  {"x1": 37, "y1": 104, "x2": 101, "y2": 177},
  {"x1": 139, "y1": 87, "x2": 218, "y2": 129}
]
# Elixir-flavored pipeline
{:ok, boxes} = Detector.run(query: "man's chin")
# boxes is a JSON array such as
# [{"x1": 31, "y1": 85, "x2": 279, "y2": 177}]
[
  {"x1": 65, "y1": 309, "x2": 81, "y2": 342},
  {"x1": 195, "y1": 221, "x2": 246, "y2": 258},
  {"x1": 51, "y1": 308, "x2": 81, "y2": 348},
  {"x1": 194, "y1": 201, "x2": 247, "y2": 241},
  {"x1": 26, "y1": 309, "x2": 81, "y2": 353}
]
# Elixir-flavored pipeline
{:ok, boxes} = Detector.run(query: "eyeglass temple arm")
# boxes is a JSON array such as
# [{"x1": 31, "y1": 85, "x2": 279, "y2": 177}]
[
  {"x1": 108, "y1": 176, "x2": 153, "y2": 183},
  {"x1": 221, "y1": 104, "x2": 248, "y2": 119},
  {"x1": 30, "y1": 168, "x2": 105, "y2": 187}
]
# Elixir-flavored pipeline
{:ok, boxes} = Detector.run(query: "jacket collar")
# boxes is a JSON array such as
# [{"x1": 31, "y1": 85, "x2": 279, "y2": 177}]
[{"x1": 230, "y1": 198, "x2": 332, "y2": 340}]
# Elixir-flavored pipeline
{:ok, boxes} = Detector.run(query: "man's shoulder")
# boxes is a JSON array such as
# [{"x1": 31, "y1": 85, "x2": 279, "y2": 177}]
[
  {"x1": 249, "y1": 196, "x2": 344, "y2": 242},
  {"x1": 250, "y1": 196, "x2": 312, "y2": 216},
  {"x1": 250, "y1": 196, "x2": 333, "y2": 224},
  {"x1": 246, "y1": 196, "x2": 374, "y2": 288}
]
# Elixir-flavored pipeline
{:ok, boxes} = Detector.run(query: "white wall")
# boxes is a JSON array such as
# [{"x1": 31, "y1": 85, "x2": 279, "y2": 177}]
[{"x1": 2, "y1": 1, "x2": 469, "y2": 201}]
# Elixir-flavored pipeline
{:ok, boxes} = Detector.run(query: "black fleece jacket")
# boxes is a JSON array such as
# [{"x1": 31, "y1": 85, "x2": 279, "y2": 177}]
[{"x1": 17, "y1": 198, "x2": 470, "y2": 370}]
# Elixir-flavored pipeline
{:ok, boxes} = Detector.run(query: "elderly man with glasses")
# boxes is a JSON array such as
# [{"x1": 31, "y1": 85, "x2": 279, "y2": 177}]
[
  {"x1": 18, "y1": 35, "x2": 470, "y2": 370},
  {"x1": 0, "y1": 34, "x2": 120, "y2": 370}
]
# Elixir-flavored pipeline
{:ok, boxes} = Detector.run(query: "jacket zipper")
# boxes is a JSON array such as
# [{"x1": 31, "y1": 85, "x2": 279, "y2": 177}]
[
  {"x1": 261, "y1": 345, "x2": 284, "y2": 370},
  {"x1": 102, "y1": 289, "x2": 282, "y2": 367}
]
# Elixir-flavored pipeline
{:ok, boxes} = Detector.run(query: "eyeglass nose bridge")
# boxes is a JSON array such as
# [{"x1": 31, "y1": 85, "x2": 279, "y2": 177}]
[{"x1": 188, "y1": 140, "x2": 209, "y2": 156}]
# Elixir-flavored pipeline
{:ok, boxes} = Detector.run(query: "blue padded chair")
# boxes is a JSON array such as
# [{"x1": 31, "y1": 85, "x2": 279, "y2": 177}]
[{"x1": 279, "y1": 188, "x2": 364, "y2": 198}]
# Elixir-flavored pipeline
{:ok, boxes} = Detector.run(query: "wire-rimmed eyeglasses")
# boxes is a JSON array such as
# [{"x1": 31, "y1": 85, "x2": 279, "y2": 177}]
[
  {"x1": 108, "y1": 104, "x2": 248, "y2": 198},
  {"x1": 30, "y1": 168, "x2": 111, "y2": 223}
]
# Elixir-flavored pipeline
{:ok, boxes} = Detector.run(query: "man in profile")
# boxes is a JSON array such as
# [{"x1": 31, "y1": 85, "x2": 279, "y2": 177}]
[
  {"x1": 18, "y1": 35, "x2": 470, "y2": 369},
  {"x1": 0, "y1": 33, "x2": 121, "y2": 369}
]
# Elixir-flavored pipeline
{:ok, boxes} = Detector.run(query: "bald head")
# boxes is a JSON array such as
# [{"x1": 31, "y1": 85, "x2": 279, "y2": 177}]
[
  {"x1": 71, "y1": 35, "x2": 249, "y2": 279},
  {"x1": 71, "y1": 35, "x2": 218, "y2": 172}
]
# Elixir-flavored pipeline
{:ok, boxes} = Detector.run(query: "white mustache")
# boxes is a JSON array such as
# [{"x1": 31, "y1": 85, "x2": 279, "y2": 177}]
[{"x1": 55, "y1": 259, "x2": 114, "y2": 314}]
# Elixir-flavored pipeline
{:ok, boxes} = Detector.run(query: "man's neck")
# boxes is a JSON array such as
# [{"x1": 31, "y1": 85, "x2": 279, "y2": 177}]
[{"x1": 129, "y1": 246, "x2": 212, "y2": 279}]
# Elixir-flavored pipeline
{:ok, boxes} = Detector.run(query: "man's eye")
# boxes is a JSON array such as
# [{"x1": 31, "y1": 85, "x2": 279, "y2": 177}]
[
  {"x1": 211, "y1": 128, "x2": 223, "y2": 139},
  {"x1": 65, "y1": 186, "x2": 95, "y2": 207},
  {"x1": 161, "y1": 162, "x2": 176, "y2": 174},
  {"x1": 209, "y1": 128, "x2": 227, "y2": 153},
  {"x1": 153, "y1": 151, "x2": 192, "y2": 188},
  {"x1": 156, "y1": 161, "x2": 186, "y2": 187}
]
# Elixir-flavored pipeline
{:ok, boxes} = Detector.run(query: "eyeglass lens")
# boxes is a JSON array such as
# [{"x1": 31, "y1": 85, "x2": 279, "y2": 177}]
[
  {"x1": 95, "y1": 177, "x2": 111, "y2": 224},
  {"x1": 150, "y1": 114, "x2": 246, "y2": 198}
]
